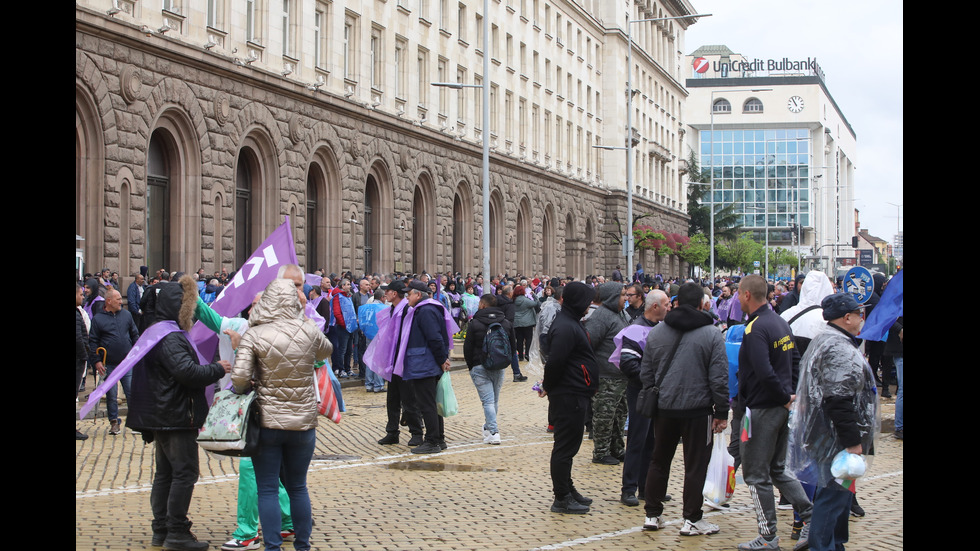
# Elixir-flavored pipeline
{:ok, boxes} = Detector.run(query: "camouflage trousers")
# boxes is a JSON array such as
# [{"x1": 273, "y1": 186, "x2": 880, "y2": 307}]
[{"x1": 591, "y1": 377, "x2": 628, "y2": 460}]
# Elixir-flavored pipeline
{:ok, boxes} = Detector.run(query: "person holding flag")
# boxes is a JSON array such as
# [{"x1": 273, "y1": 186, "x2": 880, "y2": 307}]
[{"x1": 125, "y1": 275, "x2": 231, "y2": 551}]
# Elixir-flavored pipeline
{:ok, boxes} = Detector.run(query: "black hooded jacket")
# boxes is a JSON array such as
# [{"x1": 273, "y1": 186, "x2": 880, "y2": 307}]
[
  {"x1": 463, "y1": 306, "x2": 512, "y2": 369},
  {"x1": 541, "y1": 282, "x2": 599, "y2": 398},
  {"x1": 126, "y1": 277, "x2": 225, "y2": 433}
]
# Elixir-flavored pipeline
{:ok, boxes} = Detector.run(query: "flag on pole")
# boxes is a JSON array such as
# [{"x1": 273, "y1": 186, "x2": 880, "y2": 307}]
[
  {"x1": 859, "y1": 270, "x2": 903, "y2": 342},
  {"x1": 81, "y1": 218, "x2": 298, "y2": 420},
  {"x1": 79, "y1": 321, "x2": 205, "y2": 419},
  {"x1": 188, "y1": 218, "x2": 299, "y2": 359}
]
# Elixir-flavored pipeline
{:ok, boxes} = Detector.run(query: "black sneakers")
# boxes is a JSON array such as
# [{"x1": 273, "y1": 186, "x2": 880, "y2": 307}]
[
  {"x1": 570, "y1": 488, "x2": 593, "y2": 506},
  {"x1": 162, "y1": 532, "x2": 209, "y2": 551},
  {"x1": 621, "y1": 492, "x2": 640, "y2": 507},
  {"x1": 411, "y1": 441, "x2": 442, "y2": 454},
  {"x1": 551, "y1": 494, "x2": 590, "y2": 514},
  {"x1": 377, "y1": 434, "x2": 398, "y2": 445},
  {"x1": 407, "y1": 435, "x2": 424, "y2": 447}
]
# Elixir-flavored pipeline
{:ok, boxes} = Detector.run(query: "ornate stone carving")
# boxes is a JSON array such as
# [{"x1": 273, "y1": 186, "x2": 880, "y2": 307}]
[
  {"x1": 119, "y1": 65, "x2": 142, "y2": 104},
  {"x1": 288, "y1": 114, "x2": 304, "y2": 144},
  {"x1": 213, "y1": 93, "x2": 230, "y2": 125}
]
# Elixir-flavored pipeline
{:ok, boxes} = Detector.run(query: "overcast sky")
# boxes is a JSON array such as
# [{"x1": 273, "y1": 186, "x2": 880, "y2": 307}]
[{"x1": 683, "y1": 0, "x2": 904, "y2": 244}]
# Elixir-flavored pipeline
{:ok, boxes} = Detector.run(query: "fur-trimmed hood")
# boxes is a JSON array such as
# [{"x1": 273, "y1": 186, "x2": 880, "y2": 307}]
[{"x1": 156, "y1": 275, "x2": 199, "y2": 331}]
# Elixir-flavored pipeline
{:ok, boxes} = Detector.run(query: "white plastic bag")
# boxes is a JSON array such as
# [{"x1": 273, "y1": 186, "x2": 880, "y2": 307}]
[
  {"x1": 830, "y1": 449, "x2": 866, "y2": 479},
  {"x1": 703, "y1": 433, "x2": 735, "y2": 508}
]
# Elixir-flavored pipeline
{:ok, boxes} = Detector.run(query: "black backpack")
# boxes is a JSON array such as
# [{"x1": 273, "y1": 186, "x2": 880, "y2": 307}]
[{"x1": 482, "y1": 322, "x2": 512, "y2": 370}]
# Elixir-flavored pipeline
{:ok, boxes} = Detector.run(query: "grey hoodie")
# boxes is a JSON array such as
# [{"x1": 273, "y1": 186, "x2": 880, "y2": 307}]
[{"x1": 583, "y1": 282, "x2": 629, "y2": 379}]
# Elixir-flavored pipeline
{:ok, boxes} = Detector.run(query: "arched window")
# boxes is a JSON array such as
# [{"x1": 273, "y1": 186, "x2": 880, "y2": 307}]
[
  {"x1": 235, "y1": 149, "x2": 257, "y2": 267},
  {"x1": 712, "y1": 98, "x2": 731, "y2": 113},
  {"x1": 744, "y1": 98, "x2": 764, "y2": 113},
  {"x1": 147, "y1": 130, "x2": 172, "y2": 271}
]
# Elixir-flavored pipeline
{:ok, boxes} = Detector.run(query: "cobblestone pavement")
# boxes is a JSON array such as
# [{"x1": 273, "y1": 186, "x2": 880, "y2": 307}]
[{"x1": 76, "y1": 359, "x2": 903, "y2": 550}]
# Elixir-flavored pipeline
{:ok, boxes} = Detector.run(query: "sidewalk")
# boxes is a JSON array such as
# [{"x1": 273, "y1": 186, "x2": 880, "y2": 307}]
[{"x1": 76, "y1": 356, "x2": 903, "y2": 550}]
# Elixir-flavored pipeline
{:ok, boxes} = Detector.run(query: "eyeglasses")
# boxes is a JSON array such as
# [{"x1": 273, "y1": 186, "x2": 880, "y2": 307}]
[{"x1": 625, "y1": 293, "x2": 638, "y2": 298}]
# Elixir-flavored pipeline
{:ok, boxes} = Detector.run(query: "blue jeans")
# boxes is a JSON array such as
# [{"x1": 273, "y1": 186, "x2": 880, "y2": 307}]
[
  {"x1": 894, "y1": 356, "x2": 903, "y2": 432},
  {"x1": 252, "y1": 428, "x2": 316, "y2": 551},
  {"x1": 469, "y1": 365, "x2": 505, "y2": 433},
  {"x1": 104, "y1": 364, "x2": 132, "y2": 422},
  {"x1": 362, "y1": 337, "x2": 386, "y2": 391},
  {"x1": 810, "y1": 480, "x2": 853, "y2": 551}
]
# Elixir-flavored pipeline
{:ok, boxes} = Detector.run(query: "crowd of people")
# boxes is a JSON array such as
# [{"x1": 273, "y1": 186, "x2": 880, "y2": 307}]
[{"x1": 77, "y1": 261, "x2": 901, "y2": 551}]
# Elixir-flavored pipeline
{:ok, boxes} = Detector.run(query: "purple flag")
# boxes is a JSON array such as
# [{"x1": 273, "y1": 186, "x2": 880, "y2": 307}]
[
  {"x1": 392, "y1": 299, "x2": 459, "y2": 378},
  {"x1": 608, "y1": 324, "x2": 655, "y2": 368},
  {"x1": 305, "y1": 273, "x2": 323, "y2": 288},
  {"x1": 78, "y1": 321, "x2": 206, "y2": 419},
  {"x1": 189, "y1": 218, "x2": 299, "y2": 358},
  {"x1": 363, "y1": 301, "x2": 407, "y2": 381},
  {"x1": 81, "y1": 219, "x2": 299, "y2": 420},
  {"x1": 210, "y1": 218, "x2": 299, "y2": 317}
]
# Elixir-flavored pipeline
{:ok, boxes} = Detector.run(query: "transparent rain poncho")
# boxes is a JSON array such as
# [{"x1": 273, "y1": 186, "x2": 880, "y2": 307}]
[{"x1": 787, "y1": 324, "x2": 881, "y2": 487}]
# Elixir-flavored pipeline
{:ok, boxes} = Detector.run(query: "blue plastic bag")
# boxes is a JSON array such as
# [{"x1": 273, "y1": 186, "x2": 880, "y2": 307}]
[
  {"x1": 357, "y1": 303, "x2": 386, "y2": 340},
  {"x1": 725, "y1": 325, "x2": 746, "y2": 401}
]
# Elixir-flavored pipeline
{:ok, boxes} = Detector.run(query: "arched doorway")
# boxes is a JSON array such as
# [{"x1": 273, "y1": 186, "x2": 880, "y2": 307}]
[
  {"x1": 542, "y1": 205, "x2": 555, "y2": 275},
  {"x1": 147, "y1": 129, "x2": 173, "y2": 272},
  {"x1": 488, "y1": 190, "x2": 505, "y2": 276},
  {"x1": 235, "y1": 147, "x2": 258, "y2": 268},
  {"x1": 516, "y1": 199, "x2": 532, "y2": 275},
  {"x1": 452, "y1": 181, "x2": 475, "y2": 275},
  {"x1": 412, "y1": 173, "x2": 435, "y2": 273}
]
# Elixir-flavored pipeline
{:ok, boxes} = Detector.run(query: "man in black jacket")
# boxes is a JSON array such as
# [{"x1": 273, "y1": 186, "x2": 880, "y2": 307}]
[
  {"x1": 736, "y1": 275, "x2": 812, "y2": 551},
  {"x1": 618, "y1": 289, "x2": 669, "y2": 507},
  {"x1": 537, "y1": 281, "x2": 598, "y2": 514},
  {"x1": 88, "y1": 289, "x2": 139, "y2": 435},
  {"x1": 127, "y1": 276, "x2": 230, "y2": 551}
]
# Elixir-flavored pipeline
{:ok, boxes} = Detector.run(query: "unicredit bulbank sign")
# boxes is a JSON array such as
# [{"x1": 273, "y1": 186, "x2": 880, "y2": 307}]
[{"x1": 692, "y1": 56, "x2": 825, "y2": 80}]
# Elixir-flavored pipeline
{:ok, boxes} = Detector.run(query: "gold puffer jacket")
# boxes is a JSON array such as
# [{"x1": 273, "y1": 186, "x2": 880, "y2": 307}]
[{"x1": 232, "y1": 278, "x2": 333, "y2": 431}]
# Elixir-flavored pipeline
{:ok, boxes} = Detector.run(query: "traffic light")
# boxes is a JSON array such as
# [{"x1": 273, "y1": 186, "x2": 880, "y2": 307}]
[{"x1": 852, "y1": 236, "x2": 859, "y2": 248}]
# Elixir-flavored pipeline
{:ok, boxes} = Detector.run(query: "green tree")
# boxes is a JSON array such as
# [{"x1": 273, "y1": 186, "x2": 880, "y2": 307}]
[
  {"x1": 717, "y1": 232, "x2": 763, "y2": 274},
  {"x1": 677, "y1": 233, "x2": 711, "y2": 275}
]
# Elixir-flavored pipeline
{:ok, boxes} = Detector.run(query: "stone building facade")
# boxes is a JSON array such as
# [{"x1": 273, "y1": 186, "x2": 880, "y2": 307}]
[{"x1": 76, "y1": 1, "x2": 696, "y2": 282}]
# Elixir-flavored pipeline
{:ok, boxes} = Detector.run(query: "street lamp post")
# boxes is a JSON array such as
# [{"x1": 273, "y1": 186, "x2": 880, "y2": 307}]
[{"x1": 431, "y1": 0, "x2": 490, "y2": 278}]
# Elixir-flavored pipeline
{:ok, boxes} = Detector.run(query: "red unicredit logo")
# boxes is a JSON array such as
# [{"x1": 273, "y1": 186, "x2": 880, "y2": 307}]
[{"x1": 693, "y1": 57, "x2": 709, "y2": 73}]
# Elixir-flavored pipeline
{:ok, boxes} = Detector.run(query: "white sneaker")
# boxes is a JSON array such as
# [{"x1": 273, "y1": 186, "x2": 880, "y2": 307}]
[
  {"x1": 482, "y1": 429, "x2": 491, "y2": 443},
  {"x1": 488, "y1": 432, "x2": 501, "y2": 444},
  {"x1": 643, "y1": 516, "x2": 662, "y2": 531},
  {"x1": 679, "y1": 518, "x2": 720, "y2": 536},
  {"x1": 222, "y1": 537, "x2": 261, "y2": 550}
]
